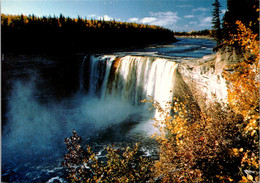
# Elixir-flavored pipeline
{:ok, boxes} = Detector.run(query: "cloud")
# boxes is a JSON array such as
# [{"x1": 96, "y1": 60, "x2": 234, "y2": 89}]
[
  {"x1": 192, "y1": 7, "x2": 208, "y2": 12},
  {"x1": 199, "y1": 16, "x2": 212, "y2": 26},
  {"x1": 128, "y1": 17, "x2": 139, "y2": 22},
  {"x1": 97, "y1": 15, "x2": 119, "y2": 21},
  {"x1": 145, "y1": 11, "x2": 180, "y2": 26},
  {"x1": 140, "y1": 17, "x2": 158, "y2": 24},
  {"x1": 184, "y1": 15, "x2": 194, "y2": 18},
  {"x1": 103, "y1": 15, "x2": 113, "y2": 21},
  {"x1": 127, "y1": 11, "x2": 180, "y2": 30}
]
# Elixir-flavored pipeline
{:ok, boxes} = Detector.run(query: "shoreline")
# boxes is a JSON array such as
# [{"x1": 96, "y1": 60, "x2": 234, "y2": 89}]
[{"x1": 175, "y1": 35, "x2": 214, "y2": 39}]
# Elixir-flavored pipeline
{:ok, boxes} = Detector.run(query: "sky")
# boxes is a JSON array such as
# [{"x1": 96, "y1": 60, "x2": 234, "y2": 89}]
[{"x1": 1, "y1": 0, "x2": 227, "y2": 32}]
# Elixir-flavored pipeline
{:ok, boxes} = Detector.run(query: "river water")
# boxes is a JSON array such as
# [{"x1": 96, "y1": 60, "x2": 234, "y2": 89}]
[{"x1": 2, "y1": 37, "x2": 216, "y2": 182}]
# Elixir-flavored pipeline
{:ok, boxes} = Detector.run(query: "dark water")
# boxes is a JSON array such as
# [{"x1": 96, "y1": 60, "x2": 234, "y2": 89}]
[
  {"x1": 1, "y1": 38, "x2": 216, "y2": 182},
  {"x1": 133, "y1": 37, "x2": 216, "y2": 58}
]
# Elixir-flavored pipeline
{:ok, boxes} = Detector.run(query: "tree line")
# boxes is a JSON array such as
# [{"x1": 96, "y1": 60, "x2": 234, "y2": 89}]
[
  {"x1": 173, "y1": 29, "x2": 212, "y2": 37},
  {"x1": 1, "y1": 14, "x2": 176, "y2": 54}
]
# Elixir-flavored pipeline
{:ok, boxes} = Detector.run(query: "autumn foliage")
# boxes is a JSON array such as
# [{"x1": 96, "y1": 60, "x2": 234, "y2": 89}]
[
  {"x1": 224, "y1": 21, "x2": 259, "y2": 121},
  {"x1": 150, "y1": 21, "x2": 259, "y2": 182},
  {"x1": 62, "y1": 130, "x2": 152, "y2": 182},
  {"x1": 223, "y1": 20, "x2": 259, "y2": 182},
  {"x1": 147, "y1": 98, "x2": 243, "y2": 182}
]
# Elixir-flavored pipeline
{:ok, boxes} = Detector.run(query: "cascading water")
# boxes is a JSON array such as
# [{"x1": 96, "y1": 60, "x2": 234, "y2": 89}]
[{"x1": 85, "y1": 55, "x2": 178, "y2": 118}]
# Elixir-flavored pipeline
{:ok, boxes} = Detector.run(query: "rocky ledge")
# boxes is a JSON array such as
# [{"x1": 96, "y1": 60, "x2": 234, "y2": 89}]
[{"x1": 179, "y1": 46, "x2": 240, "y2": 108}]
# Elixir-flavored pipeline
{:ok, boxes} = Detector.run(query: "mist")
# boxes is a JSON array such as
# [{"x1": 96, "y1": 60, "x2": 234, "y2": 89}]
[{"x1": 2, "y1": 73, "x2": 149, "y2": 181}]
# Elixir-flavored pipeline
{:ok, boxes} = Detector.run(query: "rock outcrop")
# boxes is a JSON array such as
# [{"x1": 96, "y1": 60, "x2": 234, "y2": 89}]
[{"x1": 179, "y1": 46, "x2": 240, "y2": 108}]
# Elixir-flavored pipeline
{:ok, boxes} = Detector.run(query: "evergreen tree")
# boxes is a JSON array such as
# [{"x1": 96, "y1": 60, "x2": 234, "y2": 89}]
[
  {"x1": 212, "y1": 0, "x2": 222, "y2": 45},
  {"x1": 222, "y1": 0, "x2": 259, "y2": 39}
]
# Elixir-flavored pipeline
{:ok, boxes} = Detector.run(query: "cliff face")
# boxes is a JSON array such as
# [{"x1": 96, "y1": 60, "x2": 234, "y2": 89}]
[{"x1": 179, "y1": 46, "x2": 240, "y2": 108}]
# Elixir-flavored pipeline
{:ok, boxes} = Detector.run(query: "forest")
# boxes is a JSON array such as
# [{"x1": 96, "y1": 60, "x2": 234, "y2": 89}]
[{"x1": 1, "y1": 14, "x2": 176, "y2": 54}]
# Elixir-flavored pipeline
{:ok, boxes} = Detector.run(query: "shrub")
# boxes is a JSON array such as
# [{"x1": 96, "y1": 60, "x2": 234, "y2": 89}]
[
  {"x1": 62, "y1": 130, "x2": 152, "y2": 182},
  {"x1": 148, "y1": 98, "x2": 245, "y2": 182},
  {"x1": 62, "y1": 130, "x2": 95, "y2": 182}
]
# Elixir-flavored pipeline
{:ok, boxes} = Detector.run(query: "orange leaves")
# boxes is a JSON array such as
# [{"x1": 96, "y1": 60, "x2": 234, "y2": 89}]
[
  {"x1": 226, "y1": 21, "x2": 259, "y2": 62},
  {"x1": 223, "y1": 21, "x2": 259, "y2": 183},
  {"x1": 239, "y1": 176, "x2": 250, "y2": 182},
  {"x1": 232, "y1": 148, "x2": 244, "y2": 157},
  {"x1": 198, "y1": 136, "x2": 204, "y2": 142},
  {"x1": 224, "y1": 21, "x2": 259, "y2": 121}
]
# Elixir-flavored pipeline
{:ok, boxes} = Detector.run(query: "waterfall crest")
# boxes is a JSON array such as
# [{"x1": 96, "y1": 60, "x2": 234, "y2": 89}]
[{"x1": 83, "y1": 55, "x2": 178, "y2": 109}]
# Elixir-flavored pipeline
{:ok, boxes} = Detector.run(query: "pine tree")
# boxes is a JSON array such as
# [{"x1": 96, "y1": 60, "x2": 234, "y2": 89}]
[{"x1": 212, "y1": 0, "x2": 222, "y2": 45}]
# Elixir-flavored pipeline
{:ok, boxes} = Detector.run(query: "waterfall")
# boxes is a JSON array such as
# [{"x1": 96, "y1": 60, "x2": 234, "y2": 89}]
[{"x1": 83, "y1": 55, "x2": 178, "y2": 117}]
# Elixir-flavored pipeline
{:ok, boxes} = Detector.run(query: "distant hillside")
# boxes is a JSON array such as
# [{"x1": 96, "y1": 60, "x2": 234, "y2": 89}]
[{"x1": 1, "y1": 14, "x2": 176, "y2": 54}]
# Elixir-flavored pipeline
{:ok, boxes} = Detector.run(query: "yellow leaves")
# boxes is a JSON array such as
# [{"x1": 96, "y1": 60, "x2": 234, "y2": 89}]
[
  {"x1": 140, "y1": 99, "x2": 147, "y2": 103},
  {"x1": 232, "y1": 148, "x2": 244, "y2": 157},
  {"x1": 216, "y1": 175, "x2": 234, "y2": 182},
  {"x1": 165, "y1": 115, "x2": 172, "y2": 121},
  {"x1": 240, "y1": 176, "x2": 249, "y2": 182},
  {"x1": 239, "y1": 175, "x2": 254, "y2": 182},
  {"x1": 241, "y1": 150, "x2": 259, "y2": 170},
  {"x1": 247, "y1": 174, "x2": 253, "y2": 181},
  {"x1": 226, "y1": 21, "x2": 259, "y2": 60},
  {"x1": 228, "y1": 177, "x2": 234, "y2": 182},
  {"x1": 250, "y1": 129, "x2": 257, "y2": 137},
  {"x1": 224, "y1": 22, "x2": 259, "y2": 149}
]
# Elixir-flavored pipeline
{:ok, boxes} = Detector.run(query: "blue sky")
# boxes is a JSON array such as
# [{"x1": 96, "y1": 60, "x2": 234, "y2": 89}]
[{"x1": 1, "y1": 0, "x2": 227, "y2": 31}]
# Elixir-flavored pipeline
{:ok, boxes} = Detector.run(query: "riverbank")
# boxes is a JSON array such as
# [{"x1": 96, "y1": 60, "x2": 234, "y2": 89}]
[{"x1": 175, "y1": 35, "x2": 214, "y2": 39}]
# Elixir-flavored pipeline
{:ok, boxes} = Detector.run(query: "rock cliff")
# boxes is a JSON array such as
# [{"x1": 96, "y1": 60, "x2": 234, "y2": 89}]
[{"x1": 179, "y1": 46, "x2": 240, "y2": 108}]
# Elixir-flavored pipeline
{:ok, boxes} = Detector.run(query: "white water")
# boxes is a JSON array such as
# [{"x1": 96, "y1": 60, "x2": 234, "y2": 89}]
[{"x1": 86, "y1": 55, "x2": 178, "y2": 119}]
